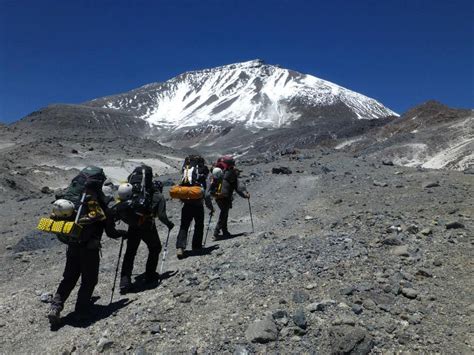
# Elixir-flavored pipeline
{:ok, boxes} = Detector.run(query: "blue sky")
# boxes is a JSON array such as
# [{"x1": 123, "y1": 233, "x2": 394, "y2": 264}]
[{"x1": 0, "y1": 0, "x2": 473, "y2": 123}]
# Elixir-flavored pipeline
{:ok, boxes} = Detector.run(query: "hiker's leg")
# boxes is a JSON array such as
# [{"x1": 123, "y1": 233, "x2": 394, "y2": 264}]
[
  {"x1": 142, "y1": 222, "x2": 162, "y2": 277},
  {"x1": 176, "y1": 204, "x2": 193, "y2": 249},
  {"x1": 192, "y1": 204, "x2": 205, "y2": 249},
  {"x1": 75, "y1": 246, "x2": 100, "y2": 313},
  {"x1": 54, "y1": 245, "x2": 81, "y2": 310}
]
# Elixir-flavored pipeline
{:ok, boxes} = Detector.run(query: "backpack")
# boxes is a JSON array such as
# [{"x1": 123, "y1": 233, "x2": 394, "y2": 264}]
[
  {"x1": 169, "y1": 155, "x2": 208, "y2": 200},
  {"x1": 123, "y1": 164, "x2": 154, "y2": 225},
  {"x1": 60, "y1": 166, "x2": 106, "y2": 208},
  {"x1": 181, "y1": 155, "x2": 208, "y2": 186},
  {"x1": 45, "y1": 166, "x2": 107, "y2": 244},
  {"x1": 215, "y1": 155, "x2": 235, "y2": 171}
]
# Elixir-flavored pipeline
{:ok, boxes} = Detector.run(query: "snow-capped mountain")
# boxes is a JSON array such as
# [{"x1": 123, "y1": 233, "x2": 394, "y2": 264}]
[{"x1": 86, "y1": 59, "x2": 397, "y2": 132}]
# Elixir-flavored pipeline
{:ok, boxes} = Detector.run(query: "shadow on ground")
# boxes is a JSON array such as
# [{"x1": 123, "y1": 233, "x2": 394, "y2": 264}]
[{"x1": 51, "y1": 298, "x2": 131, "y2": 331}]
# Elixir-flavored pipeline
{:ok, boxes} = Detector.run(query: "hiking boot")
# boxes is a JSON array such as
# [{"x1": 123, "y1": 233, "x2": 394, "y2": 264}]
[
  {"x1": 212, "y1": 229, "x2": 221, "y2": 241},
  {"x1": 119, "y1": 275, "x2": 131, "y2": 294},
  {"x1": 47, "y1": 306, "x2": 61, "y2": 326},
  {"x1": 222, "y1": 230, "x2": 231, "y2": 238},
  {"x1": 176, "y1": 248, "x2": 185, "y2": 259}
]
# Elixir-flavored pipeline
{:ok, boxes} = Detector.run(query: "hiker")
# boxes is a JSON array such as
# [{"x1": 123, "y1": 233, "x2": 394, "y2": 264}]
[
  {"x1": 169, "y1": 155, "x2": 213, "y2": 259},
  {"x1": 208, "y1": 156, "x2": 249, "y2": 240},
  {"x1": 48, "y1": 166, "x2": 126, "y2": 325},
  {"x1": 113, "y1": 166, "x2": 174, "y2": 294}
]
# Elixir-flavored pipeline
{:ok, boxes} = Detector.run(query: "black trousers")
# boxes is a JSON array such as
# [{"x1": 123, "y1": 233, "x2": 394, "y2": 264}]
[
  {"x1": 215, "y1": 198, "x2": 231, "y2": 233},
  {"x1": 53, "y1": 243, "x2": 100, "y2": 312},
  {"x1": 176, "y1": 203, "x2": 204, "y2": 249},
  {"x1": 121, "y1": 221, "x2": 162, "y2": 278}
]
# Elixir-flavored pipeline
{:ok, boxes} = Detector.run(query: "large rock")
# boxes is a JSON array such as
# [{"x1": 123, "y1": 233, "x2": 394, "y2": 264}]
[
  {"x1": 245, "y1": 318, "x2": 278, "y2": 343},
  {"x1": 391, "y1": 245, "x2": 410, "y2": 257},
  {"x1": 330, "y1": 325, "x2": 373, "y2": 354}
]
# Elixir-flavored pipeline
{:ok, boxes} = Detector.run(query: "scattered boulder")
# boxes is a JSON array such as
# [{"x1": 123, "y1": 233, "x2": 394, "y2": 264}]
[
  {"x1": 292, "y1": 290, "x2": 309, "y2": 303},
  {"x1": 433, "y1": 259, "x2": 443, "y2": 267},
  {"x1": 463, "y1": 166, "x2": 474, "y2": 175},
  {"x1": 272, "y1": 167, "x2": 292, "y2": 175},
  {"x1": 292, "y1": 309, "x2": 307, "y2": 329},
  {"x1": 340, "y1": 286, "x2": 356, "y2": 296},
  {"x1": 40, "y1": 186, "x2": 53, "y2": 194},
  {"x1": 71, "y1": 149, "x2": 79, "y2": 154},
  {"x1": 352, "y1": 304, "x2": 363, "y2": 315},
  {"x1": 97, "y1": 338, "x2": 113, "y2": 353},
  {"x1": 401, "y1": 287, "x2": 418, "y2": 299},
  {"x1": 272, "y1": 310, "x2": 289, "y2": 326},
  {"x1": 306, "y1": 299, "x2": 336, "y2": 312},
  {"x1": 330, "y1": 325, "x2": 373, "y2": 354},
  {"x1": 382, "y1": 160, "x2": 394, "y2": 166},
  {"x1": 446, "y1": 221, "x2": 464, "y2": 229},
  {"x1": 423, "y1": 181, "x2": 439, "y2": 188},
  {"x1": 373, "y1": 180, "x2": 388, "y2": 187},
  {"x1": 245, "y1": 318, "x2": 278, "y2": 343},
  {"x1": 420, "y1": 228, "x2": 432, "y2": 236},
  {"x1": 416, "y1": 269, "x2": 433, "y2": 278},
  {"x1": 234, "y1": 345, "x2": 250, "y2": 355},
  {"x1": 39, "y1": 292, "x2": 52, "y2": 303},
  {"x1": 391, "y1": 245, "x2": 410, "y2": 257},
  {"x1": 5, "y1": 178, "x2": 16, "y2": 189}
]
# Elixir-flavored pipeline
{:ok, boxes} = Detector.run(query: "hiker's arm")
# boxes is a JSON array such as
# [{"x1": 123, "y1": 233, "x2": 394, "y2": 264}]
[
  {"x1": 104, "y1": 206, "x2": 127, "y2": 239},
  {"x1": 204, "y1": 176, "x2": 214, "y2": 212},
  {"x1": 156, "y1": 194, "x2": 174, "y2": 229},
  {"x1": 235, "y1": 178, "x2": 249, "y2": 198}
]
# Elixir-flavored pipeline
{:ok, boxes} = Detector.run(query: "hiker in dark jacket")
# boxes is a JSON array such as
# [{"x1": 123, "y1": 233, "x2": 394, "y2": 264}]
[
  {"x1": 48, "y1": 174, "x2": 126, "y2": 326},
  {"x1": 115, "y1": 180, "x2": 174, "y2": 294},
  {"x1": 208, "y1": 164, "x2": 249, "y2": 240}
]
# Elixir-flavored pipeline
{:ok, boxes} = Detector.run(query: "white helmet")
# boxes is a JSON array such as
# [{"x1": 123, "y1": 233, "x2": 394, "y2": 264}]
[
  {"x1": 118, "y1": 183, "x2": 133, "y2": 200},
  {"x1": 52, "y1": 199, "x2": 75, "y2": 217},
  {"x1": 212, "y1": 167, "x2": 223, "y2": 179}
]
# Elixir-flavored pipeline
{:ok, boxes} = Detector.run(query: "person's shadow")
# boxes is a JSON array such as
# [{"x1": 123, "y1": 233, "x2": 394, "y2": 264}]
[
  {"x1": 214, "y1": 232, "x2": 247, "y2": 241},
  {"x1": 184, "y1": 244, "x2": 219, "y2": 258},
  {"x1": 128, "y1": 270, "x2": 179, "y2": 293},
  {"x1": 51, "y1": 298, "x2": 131, "y2": 331}
]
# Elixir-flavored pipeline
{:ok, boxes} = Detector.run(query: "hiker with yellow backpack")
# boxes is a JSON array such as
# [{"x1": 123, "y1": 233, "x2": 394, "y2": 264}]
[{"x1": 39, "y1": 166, "x2": 127, "y2": 326}]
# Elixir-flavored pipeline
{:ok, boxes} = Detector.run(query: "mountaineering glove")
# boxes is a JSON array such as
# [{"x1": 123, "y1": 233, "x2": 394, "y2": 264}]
[
  {"x1": 245, "y1": 192, "x2": 250, "y2": 199},
  {"x1": 167, "y1": 222, "x2": 175, "y2": 230}
]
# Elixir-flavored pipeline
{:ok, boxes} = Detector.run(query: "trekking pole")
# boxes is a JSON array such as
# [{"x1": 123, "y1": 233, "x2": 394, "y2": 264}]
[
  {"x1": 109, "y1": 237, "x2": 124, "y2": 305},
  {"x1": 159, "y1": 229, "x2": 171, "y2": 274},
  {"x1": 203, "y1": 212, "x2": 213, "y2": 246},
  {"x1": 248, "y1": 198, "x2": 254, "y2": 233},
  {"x1": 74, "y1": 192, "x2": 87, "y2": 224}
]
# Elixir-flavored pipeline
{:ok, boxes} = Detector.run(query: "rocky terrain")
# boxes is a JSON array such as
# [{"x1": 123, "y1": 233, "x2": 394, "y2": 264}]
[
  {"x1": 339, "y1": 101, "x2": 474, "y2": 171},
  {"x1": 0, "y1": 60, "x2": 472, "y2": 354},
  {"x1": 0, "y1": 146, "x2": 472, "y2": 354}
]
